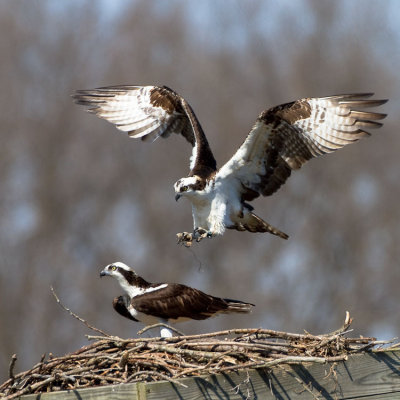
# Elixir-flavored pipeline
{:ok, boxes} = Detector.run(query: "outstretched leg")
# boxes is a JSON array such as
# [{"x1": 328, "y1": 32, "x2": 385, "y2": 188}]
[{"x1": 177, "y1": 227, "x2": 213, "y2": 246}]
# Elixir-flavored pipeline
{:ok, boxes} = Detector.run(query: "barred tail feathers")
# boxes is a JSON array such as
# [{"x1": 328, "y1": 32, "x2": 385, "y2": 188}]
[{"x1": 232, "y1": 211, "x2": 289, "y2": 239}]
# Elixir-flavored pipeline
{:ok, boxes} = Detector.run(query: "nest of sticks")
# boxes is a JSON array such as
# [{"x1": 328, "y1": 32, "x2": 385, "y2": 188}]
[{"x1": 1, "y1": 292, "x2": 398, "y2": 399}]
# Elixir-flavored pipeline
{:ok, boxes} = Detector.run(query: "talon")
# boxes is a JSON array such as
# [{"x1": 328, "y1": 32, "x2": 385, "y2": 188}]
[
  {"x1": 194, "y1": 227, "x2": 207, "y2": 236},
  {"x1": 193, "y1": 228, "x2": 212, "y2": 242},
  {"x1": 177, "y1": 228, "x2": 213, "y2": 245},
  {"x1": 176, "y1": 232, "x2": 193, "y2": 247},
  {"x1": 176, "y1": 233, "x2": 184, "y2": 243}
]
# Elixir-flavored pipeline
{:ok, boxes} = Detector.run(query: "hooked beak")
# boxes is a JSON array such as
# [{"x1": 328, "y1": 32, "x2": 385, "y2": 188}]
[
  {"x1": 175, "y1": 194, "x2": 181, "y2": 202},
  {"x1": 100, "y1": 269, "x2": 109, "y2": 278}
]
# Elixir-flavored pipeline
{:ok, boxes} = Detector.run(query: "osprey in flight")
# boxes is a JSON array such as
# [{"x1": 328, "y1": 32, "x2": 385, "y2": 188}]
[
  {"x1": 73, "y1": 86, "x2": 387, "y2": 246},
  {"x1": 100, "y1": 262, "x2": 254, "y2": 337}
]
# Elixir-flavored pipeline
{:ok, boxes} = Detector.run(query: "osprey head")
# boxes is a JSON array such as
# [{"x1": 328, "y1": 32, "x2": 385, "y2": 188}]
[
  {"x1": 174, "y1": 176, "x2": 206, "y2": 201},
  {"x1": 100, "y1": 262, "x2": 150, "y2": 295},
  {"x1": 100, "y1": 261, "x2": 138, "y2": 285}
]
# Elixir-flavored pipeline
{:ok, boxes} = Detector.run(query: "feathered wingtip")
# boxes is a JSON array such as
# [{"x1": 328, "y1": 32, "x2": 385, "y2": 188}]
[{"x1": 327, "y1": 93, "x2": 388, "y2": 128}]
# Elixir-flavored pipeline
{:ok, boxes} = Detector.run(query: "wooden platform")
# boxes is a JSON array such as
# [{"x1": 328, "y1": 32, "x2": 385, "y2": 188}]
[{"x1": 19, "y1": 350, "x2": 400, "y2": 400}]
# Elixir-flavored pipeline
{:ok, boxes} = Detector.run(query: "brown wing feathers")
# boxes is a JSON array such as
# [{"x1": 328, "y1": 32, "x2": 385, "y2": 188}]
[
  {"x1": 240, "y1": 93, "x2": 387, "y2": 199},
  {"x1": 73, "y1": 85, "x2": 216, "y2": 177},
  {"x1": 132, "y1": 284, "x2": 253, "y2": 321}
]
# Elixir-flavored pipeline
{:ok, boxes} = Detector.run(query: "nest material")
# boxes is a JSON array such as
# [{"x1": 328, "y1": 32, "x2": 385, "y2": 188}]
[{"x1": 1, "y1": 313, "x2": 396, "y2": 399}]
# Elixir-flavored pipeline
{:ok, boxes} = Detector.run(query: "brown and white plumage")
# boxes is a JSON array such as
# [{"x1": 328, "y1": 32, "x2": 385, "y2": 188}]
[
  {"x1": 74, "y1": 85, "x2": 216, "y2": 178},
  {"x1": 74, "y1": 87, "x2": 387, "y2": 245},
  {"x1": 100, "y1": 262, "x2": 254, "y2": 337}
]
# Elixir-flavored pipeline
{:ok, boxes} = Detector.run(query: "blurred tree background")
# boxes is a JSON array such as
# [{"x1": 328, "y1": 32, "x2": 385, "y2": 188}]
[{"x1": 0, "y1": 0, "x2": 399, "y2": 381}]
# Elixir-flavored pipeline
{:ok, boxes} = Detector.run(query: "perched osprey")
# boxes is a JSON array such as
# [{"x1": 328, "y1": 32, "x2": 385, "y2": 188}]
[
  {"x1": 73, "y1": 86, "x2": 387, "y2": 246},
  {"x1": 100, "y1": 262, "x2": 254, "y2": 337}
]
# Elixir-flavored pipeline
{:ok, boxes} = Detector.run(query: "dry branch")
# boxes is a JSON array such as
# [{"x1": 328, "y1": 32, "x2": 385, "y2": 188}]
[{"x1": 50, "y1": 287, "x2": 110, "y2": 337}]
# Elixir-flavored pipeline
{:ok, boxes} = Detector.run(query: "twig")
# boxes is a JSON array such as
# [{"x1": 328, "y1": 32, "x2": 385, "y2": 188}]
[
  {"x1": 315, "y1": 311, "x2": 353, "y2": 338},
  {"x1": 8, "y1": 354, "x2": 17, "y2": 381},
  {"x1": 50, "y1": 286, "x2": 110, "y2": 337},
  {"x1": 37, "y1": 354, "x2": 46, "y2": 374},
  {"x1": 127, "y1": 370, "x2": 188, "y2": 388},
  {"x1": 145, "y1": 342, "x2": 225, "y2": 360},
  {"x1": 137, "y1": 323, "x2": 185, "y2": 337}
]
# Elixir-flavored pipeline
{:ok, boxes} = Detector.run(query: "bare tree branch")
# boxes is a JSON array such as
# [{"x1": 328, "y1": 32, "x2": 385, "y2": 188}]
[{"x1": 51, "y1": 286, "x2": 110, "y2": 337}]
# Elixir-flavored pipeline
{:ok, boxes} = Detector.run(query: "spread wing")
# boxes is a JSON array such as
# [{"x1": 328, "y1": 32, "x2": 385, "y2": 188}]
[
  {"x1": 131, "y1": 284, "x2": 233, "y2": 321},
  {"x1": 73, "y1": 85, "x2": 216, "y2": 177},
  {"x1": 217, "y1": 93, "x2": 387, "y2": 201}
]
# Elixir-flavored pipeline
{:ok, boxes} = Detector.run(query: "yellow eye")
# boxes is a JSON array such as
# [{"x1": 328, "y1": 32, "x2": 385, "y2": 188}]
[
  {"x1": 181, "y1": 185, "x2": 188, "y2": 192},
  {"x1": 111, "y1": 266, "x2": 117, "y2": 271}
]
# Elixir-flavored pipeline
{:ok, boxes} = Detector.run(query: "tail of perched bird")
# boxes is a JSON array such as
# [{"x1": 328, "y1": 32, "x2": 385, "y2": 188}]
[{"x1": 223, "y1": 298, "x2": 254, "y2": 314}]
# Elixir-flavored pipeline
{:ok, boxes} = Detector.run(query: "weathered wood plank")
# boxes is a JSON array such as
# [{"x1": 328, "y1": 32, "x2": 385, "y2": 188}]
[
  {"x1": 18, "y1": 383, "x2": 140, "y2": 400},
  {"x1": 143, "y1": 351, "x2": 400, "y2": 399},
  {"x1": 19, "y1": 350, "x2": 400, "y2": 399}
]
